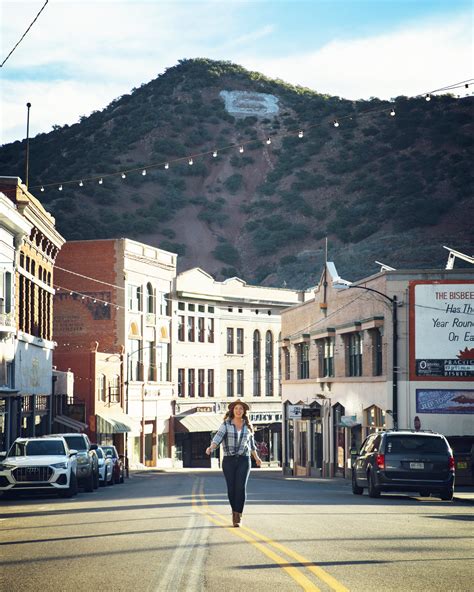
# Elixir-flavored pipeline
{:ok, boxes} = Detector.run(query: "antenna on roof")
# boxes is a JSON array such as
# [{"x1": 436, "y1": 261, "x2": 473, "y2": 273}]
[
  {"x1": 375, "y1": 260, "x2": 396, "y2": 272},
  {"x1": 443, "y1": 246, "x2": 474, "y2": 269}
]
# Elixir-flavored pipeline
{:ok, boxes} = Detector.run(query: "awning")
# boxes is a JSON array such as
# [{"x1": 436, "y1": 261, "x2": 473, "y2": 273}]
[
  {"x1": 54, "y1": 414, "x2": 88, "y2": 432},
  {"x1": 175, "y1": 414, "x2": 223, "y2": 433},
  {"x1": 96, "y1": 412, "x2": 134, "y2": 434}
]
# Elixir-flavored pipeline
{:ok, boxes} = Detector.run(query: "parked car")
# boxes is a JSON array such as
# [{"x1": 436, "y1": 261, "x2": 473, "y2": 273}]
[
  {"x1": 53, "y1": 433, "x2": 99, "y2": 492},
  {"x1": 96, "y1": 446, "x2": 113, "y2": 486},
  {"x1": 0, "y1": 436, "x2": 78, "y2": 498},
  {"x1": 447, "y1": 436, "x2": 474, "y2": 486},
  {"x1": 352, "y1": 430, "x2": 455, "y2": 500},
  {"x1": 101, "y1": 445, "x2": 125, "y2": 484}
]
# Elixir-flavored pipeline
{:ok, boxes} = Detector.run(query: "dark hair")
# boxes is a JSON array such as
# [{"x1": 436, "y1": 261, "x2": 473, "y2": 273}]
[{"x1": 224, "y1": 405, "x2": 253, "y2": 433}]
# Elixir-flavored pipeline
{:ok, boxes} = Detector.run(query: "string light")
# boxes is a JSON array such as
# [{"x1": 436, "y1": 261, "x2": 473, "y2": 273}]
[
  {"x1": 40, "y1": 186, "x2": 44, "y2": 192},
  {"x1": 121, "y1": 172, "x2": 126, "y2": 179},
  {"x1": 298, "y1": 130, "x2": 304, "y2": 138},
  {"x1": 58, "y1": 185, "x2": 63, "y2": 191},
  {"x1": 333, "y1": 120, "x2": 339, "y2": 128},
  {"x1": 266, "y1": 137, "x2": 271, "y2": 145},
  {"x1": 142, "y1": 169, "x2": 147, "y2": 176},
  {"x1": 425, "y1": 94, "x2": 431, "y2": 101},
  {"x1": 390, "y1": 108, "x2": 396, "y2": 117},
  {"x1": 212, "y1": 150, "x2": 218, "y2": 158},
  {"x1": 98, "y1": 178, "x2": 103, "y2": 184},
  {"x1": 239, "y1": 146, "x2": 244, "y2": 153},
  {"x1": 79, "y1": 180, "x2": 84, "y2": 186},
  {"x1": 188, "y1": 158, "x2": 193, "y2": 166},
  {"x1": 164, "y1": 162, "x2": 169, "y2": 169}
]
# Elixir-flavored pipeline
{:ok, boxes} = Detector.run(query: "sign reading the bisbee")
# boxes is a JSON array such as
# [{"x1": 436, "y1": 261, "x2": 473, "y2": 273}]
[{"x1": 410, "y1": 281, "x2": 474, "y2": 379}]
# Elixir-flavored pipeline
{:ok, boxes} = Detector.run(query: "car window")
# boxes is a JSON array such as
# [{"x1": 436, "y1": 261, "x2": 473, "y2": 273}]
[
  {"x1": 96, "y1": 448, "x2": 104, "y2": 459},
  {"x1": 371, "y1": 435, "x2": 382, "y2": 452},
  {"x1": 63, "y1": 436, "x2": 87, "y2": 451},
  {"x1": 103, "y1": 447, "x2": 116, "y2": 458},
  {"x1": 386, "y1": 436, "x2": 448, "y2": 455},
  {"x1": 10, "y1": 440, "x2": 66, "y2": 456},
  {"x1": 360, "y1": 435, "x2": 374, "y2": 454}
]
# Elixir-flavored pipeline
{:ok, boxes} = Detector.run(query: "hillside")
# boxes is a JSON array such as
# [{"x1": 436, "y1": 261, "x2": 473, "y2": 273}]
[{"x1": 1, "y1": 58, "x2": 472, "y2": 287}]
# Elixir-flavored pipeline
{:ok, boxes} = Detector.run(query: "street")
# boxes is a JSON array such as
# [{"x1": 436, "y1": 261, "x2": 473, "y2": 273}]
[{"x1": 0, "y1": 470, "x2": 472, "y2": 592}]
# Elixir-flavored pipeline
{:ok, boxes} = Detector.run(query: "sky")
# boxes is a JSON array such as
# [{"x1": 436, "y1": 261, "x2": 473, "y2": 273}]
[{"x1": 1, "y1": 0, "x2": 472, "y2": 145}]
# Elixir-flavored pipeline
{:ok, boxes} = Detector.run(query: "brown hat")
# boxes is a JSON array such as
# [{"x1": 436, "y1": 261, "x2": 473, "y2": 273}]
[{"x1": 228, "y1": 399, "x2": 250, "y2": 412}]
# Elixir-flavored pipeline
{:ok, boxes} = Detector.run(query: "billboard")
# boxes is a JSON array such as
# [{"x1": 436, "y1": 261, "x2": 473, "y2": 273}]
[
  {"x1": 416, "y1": 389, "x2": 474, "y2": 414},
  {"x1": 410, "y1": 281, "x2": 474, "y2": 380}
]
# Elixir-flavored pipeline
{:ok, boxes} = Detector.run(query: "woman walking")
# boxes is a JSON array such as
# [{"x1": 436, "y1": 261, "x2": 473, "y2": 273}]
[{"x1": 205, "y1": 399, "x2": 262, "y2": 527}]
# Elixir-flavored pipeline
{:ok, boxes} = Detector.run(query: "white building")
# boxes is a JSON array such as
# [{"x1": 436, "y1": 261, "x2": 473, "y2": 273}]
[{"x1": 170, "y1": 268, "x2": 303, "y2": 468}]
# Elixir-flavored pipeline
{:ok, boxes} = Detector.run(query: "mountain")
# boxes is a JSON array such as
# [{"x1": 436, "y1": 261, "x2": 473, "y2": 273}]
[{"x1": 1, "y1": 58, "x2": 473, "y2": 287}]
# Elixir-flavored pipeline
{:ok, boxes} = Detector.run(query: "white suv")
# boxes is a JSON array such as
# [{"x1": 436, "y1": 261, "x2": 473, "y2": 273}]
[{"x1": 0, "y1": 437, "x2": 78, "y2": 498}]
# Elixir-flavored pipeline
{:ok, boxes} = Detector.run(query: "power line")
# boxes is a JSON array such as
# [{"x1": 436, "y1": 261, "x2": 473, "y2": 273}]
[{"x1": 1, "y1": 1, "x2": 49, "y2": 68}]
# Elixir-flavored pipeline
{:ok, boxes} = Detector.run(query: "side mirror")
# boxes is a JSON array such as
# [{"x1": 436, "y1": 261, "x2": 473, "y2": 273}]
[
  {"x1": 69, "y1": 449, "x2": 78, "y2": 456},
  {"x1": 0, "y1": 452, "x2": 7, "y2": 460},
  {"x1": 89, "y1": 443, "x2": 98, "y2": 451}
]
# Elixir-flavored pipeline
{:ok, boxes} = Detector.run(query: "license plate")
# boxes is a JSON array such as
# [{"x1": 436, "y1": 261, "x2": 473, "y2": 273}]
[
  {"x1": 410, "y1": 462, "x2": 424, "y2": 469},
  {"x1": 457, "y1": 461, "x2": 467, "y2": 469}
]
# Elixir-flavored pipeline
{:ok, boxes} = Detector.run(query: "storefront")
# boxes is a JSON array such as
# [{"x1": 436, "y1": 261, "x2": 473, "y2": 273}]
[
  {"x1": 174, "y1": 408, "x2": 222, "y2": 468},
  {"x1": 250, "y1": 410, "x2": 283, "y2": 466}
]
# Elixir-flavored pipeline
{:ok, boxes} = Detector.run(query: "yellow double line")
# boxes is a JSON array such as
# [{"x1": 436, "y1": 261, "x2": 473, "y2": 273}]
[{"x1": 191, "y1": 478, "x2": 349, "y2": 592}]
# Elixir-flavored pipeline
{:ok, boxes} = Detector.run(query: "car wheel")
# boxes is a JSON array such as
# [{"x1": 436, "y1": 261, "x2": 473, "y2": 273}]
[
  {"x1": 107, "y1": 471, "x2": 114, "y2": 486},
  {"x1": 352, "y1": 471, "x2": 363, "y2": 495},
  {"x1": 120, "y1": 471, "x2": 124, "y2": 484},
  {"x1": 60, "y1": 472, "x2": 78, "y2": 498},
  {"x1": 84, "y1": 472, "x2": 94, "y2": 493},
  {"x1": 93, "y1": 470, "x2": 100, "y2": 489},
  {"x1": 419, "y1": 489, "x2": 431, "y2": 497},
  {"x1": 367, "y1": 471, "x2": 381, "y2": 498},
  {"x1": 440, "y1": 487, "x2": 454, "y2": 501}
]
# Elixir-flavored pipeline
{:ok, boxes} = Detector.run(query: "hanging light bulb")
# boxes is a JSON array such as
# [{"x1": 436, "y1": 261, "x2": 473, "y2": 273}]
[
  {"x1": 164, "y1": 162, "x2": 169, "y2": 169},
  {"x1": 142, "y1": 169, "x2": 147, "y2": 176},
  {"x1": 104, "y1": 302, "x2": 108, "y2": 307},
  {"x1": 425, "y1": 94, "x2": 431, "y2": 101},
  {"x1": 188, "y1": 158, "x2": 193, "y2": 165},
  {"x1": 79, "y1": 180, "x2": 84, "y2": 186},
  {"x1": 266, "y1": 137, "x2": 271, "y2": 145},
  {"x1": 333, "y1": 120, "x2": 340, "y2": 128},
  {"x1": 298, "y1": 130, "x2": 304, "y2": 138},
  {"x1": 239, "y1": 145, "x2": 244, "y2": 153},
  {"x1": 212, "y1": 150, "x2": 218, "y2": 158},
  {"x1": 40, "y1": 186, "x2": 45, "y2": 192},
  {"x1": 81, "y1": 295, "x2": 85, "y2": 300},
  {"x1": 390, "y1": 108, "x2": 396, "y2": 117},
  {"x1": 121, "y1": 172, "x2": 126, "y2": 179},
  {"x1": 99, "y1": 178, "x2": 103, "y2": 184},
  {"x1": 58, "y1": 185, "x2": 63, "y2": 191}
]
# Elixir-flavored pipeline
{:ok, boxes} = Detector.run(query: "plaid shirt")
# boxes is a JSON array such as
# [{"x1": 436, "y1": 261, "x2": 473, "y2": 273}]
[{"x1": 212, "y1": 420, "x2": 256, "y2": 456}]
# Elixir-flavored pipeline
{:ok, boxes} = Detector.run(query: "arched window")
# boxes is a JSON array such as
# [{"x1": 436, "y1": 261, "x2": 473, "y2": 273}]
[
  {"x1": 265, "y1": 330, "x2": 273, "y2": 396},
  {"x1": 146, "y1": 283, "x2": 154, "y2": 314},
  {"x1": 253, "y1": 330, "x2": 261, "y2": 396}
]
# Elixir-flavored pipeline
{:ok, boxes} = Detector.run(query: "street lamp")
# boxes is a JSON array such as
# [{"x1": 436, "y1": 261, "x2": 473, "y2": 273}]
[
  {"x1": 316, "y1": 393, "x2": 332, "y2": 477},
  {"x1": 334, "y1": 283, "x2": 399, "y2": 430}
]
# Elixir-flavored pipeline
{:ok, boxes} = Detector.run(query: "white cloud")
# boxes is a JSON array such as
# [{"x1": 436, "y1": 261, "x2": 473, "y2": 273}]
[{"x1": 239, "y1": 13, "x2": 473, "y2": 99}]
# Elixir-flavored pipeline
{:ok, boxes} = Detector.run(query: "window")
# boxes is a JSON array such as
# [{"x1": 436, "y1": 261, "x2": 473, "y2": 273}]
[
  {"x1": 0, "y1": 271, "x2": 12, "y2": 314},
  {"x1": 188, "y1": 303, "x2": 195, "y2": 311},
  {"x1": 178, "y1": 302, "x2": 185, "y2": 311},
  {"x1": 207, "y1": 318, "x2": 214, "y2": 343},
  {"x1": 237, "y1": 369, "x2": 244, "y2": 396},
  {"x1": 208, "y1": 306, "x2": 214, "y2": 313},
  {"x1": 178, "y1": 316, "x2": 185, "y2": 341},
  {"x1": 188, "y1": 369, "x2": 195, "y2": 397},
  {"x1": 227, "y1": 328, "x2": 234, "y2": 354},
  {"x1": 97, "y1": 374, "x2": 106, "y2": 401},
  {"x1": 198, "y1": 317, "x2": 205, "y2": 342},
  {"x1": 146, "y1": 283, "x2": 154, "y2": 313},
  {"x1": 128, "y1": 339, "x2": 142, "y2": 381},
  {"x1": 178, "y1": 369, "x2": 185, "y2": 397},
  {"x1": 372, "y1": 329, "x2": 383, "y2": 376},
  {"x1": 109, "y1": 375, "x2": 120, "y2": 403},
  {"x1": 128, "y1": 285, "x2": 142, "y2": 311},
  {"x1": 253, "y1": 330, "x2": 261, "y2": 396},
  {"x1": 227, "y1": 369, "x2": 234, "y2": 397},
  {"x1": 297, "y1": 343, "x2": 310, "y2": 379},
  {"x1": 147, "y1": 341, "x2": 156, "y2": 381},
  {"x1": 236, "y1": 328, "x2": 244, "y2": 354},
  {"x1": 348, "y1": 333, "x2": 363, "y2": 377},
  {"x1": 265, "y1": 331, "x2": 273, "y2": 396},
  {"x1": 283, "y1": 347, "x2": 290, "y2": 380},
  {"x1": 188, "y1": 316, "x2": 195, "y2": 342},
  {"x1": 365, "y1": 405, "x2": 386, "y2": 433},
  {"x1": 198, "y1": 305, "x2": 205, "y2": 312},
  {"x1": 207, "y1": 369, "x2": 214, "y2": 397},
  {"x1": 318, "y1": 337, "x2": 335, "y2": 377},
  {"x1": 198, "y1": 369, "x2": 205, "y2": 397}
]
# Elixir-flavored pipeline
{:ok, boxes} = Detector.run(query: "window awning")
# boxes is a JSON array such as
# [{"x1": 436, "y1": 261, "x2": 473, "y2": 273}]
[
  {"x1": 96, "y1": 412, "x2": 135, "y2": 434},
  {"x1": 54, "y1": 414, "x2": 88, "y2": 432},
  {"x1": 175, "y1": 414, "x2": 223, "y2": 433}
]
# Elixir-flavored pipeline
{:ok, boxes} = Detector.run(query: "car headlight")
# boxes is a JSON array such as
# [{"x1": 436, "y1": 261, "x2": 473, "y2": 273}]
[
  {"x1": 0, "y1": 463, "x2": 15, "y2": 471},
  {"x1": 77, "y1": 456, "x2": 89, "y2": 465},
  {"x1": 51, "y1": 462, "x2": 68, "y2": 469}
]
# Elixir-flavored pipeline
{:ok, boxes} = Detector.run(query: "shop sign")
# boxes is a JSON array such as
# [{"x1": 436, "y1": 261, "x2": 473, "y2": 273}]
[
  {"x1": 416, "y1": 389, "x2": 474, "y2": 414},
  {"x1": 250, "y1": 412, "x2": 282, "y2": 423},
  {"x1": 287, "y1": 405, "x2": 304, "y2": 419}
]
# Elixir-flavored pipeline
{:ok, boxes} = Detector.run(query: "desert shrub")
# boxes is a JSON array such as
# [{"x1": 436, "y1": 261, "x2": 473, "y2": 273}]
[
  {"x1": 159, "y1": 241, "x2": 186, "y2": 255},
  {"x1": 161, "y1": 228, "x2": 176, "y2": 239},
  {"x1": 213, "y1": 242, "x2": 240, "y2": 265},
  {"x1": 224, "y1": 173, "x2": 243, "y2": 193}
]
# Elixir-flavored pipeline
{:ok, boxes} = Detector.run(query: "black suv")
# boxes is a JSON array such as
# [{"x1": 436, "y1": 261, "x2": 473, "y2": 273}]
[{"x1": 352, "y1": 430, "x2": 455, "y2": 500}]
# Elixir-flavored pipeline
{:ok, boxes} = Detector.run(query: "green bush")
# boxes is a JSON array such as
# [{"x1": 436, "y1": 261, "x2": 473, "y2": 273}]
[
  {"x1": 224, "y1": 173, "x2": 244, "y2": 193},
  {"x1": 213, "y1": 242, "x2": 240, "y2": 265},
  {"x1": 159, "y1": 241, "x2": 186, "y2": 256}
]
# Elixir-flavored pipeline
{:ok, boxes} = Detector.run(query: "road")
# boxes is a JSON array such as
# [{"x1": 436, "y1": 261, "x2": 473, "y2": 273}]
[{"x1": 0, "y1": 470, "x2": 472, "y2": 592}]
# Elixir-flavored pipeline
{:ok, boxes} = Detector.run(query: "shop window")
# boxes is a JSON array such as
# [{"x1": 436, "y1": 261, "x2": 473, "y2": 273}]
[
  {"x1": 365, "y1": 405, "x2": 386, "y2": 433},
  {"x1": 265, "y1": 331, "x2": 273, "y2": 396},
  {"x1": 188, "y1": 369, "x2": 195, "y2": 397},
  {"x1": 236, "y1": 328, "x2": 244, "y2": 354},
  {"x1": 253, "y1": 330, "x2": 261, "y2": 396},
  {"x1": 227, "y1": 328, "x2": 234, "y2": 354},
  {"x1": 178, "y1": 369, "x2": 185, "y2": 397},
  {"x1": 297, "y1": 343, "x2": 310, "y2": 379},
  {"x1": 207, "y1": 369, "x2": 214, "y2": 397},
  {"x1": 347, "y1": 333, "x2": 363, "y2": 377},
  {"x1": 237, "y1": 369, "x2": 244, "y2": 396},
  {"x1": 198, "y1": 317, "x2": 205, "y2": 342},
  {"x1": 227, "y1": 369, "x2": 234, "y2": 397}
]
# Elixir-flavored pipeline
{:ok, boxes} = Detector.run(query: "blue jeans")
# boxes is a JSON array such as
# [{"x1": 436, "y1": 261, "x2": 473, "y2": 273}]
[{"x1": 222, "y1": 455, "x2": 251, "y2": 513}]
